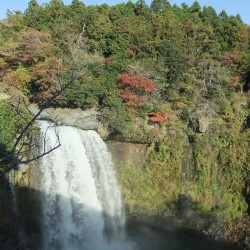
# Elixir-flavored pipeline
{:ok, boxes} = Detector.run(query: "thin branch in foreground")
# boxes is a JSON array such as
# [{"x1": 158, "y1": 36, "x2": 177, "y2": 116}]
[
  {"x1": 0, "y1": 74, "x2": 79, "y2": 175},
  {"x1": 1, "y1": 25, "x2": 89, "y2": 174},
  {"x1": 19, "y1": 141, "x2": 61, "y2": 165}
]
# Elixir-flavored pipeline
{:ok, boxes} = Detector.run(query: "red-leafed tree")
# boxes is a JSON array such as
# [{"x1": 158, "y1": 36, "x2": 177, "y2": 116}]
[
  {"x1": 17, "y1": 28, "x2": 53, "y2": 65},
  {"x1": 118, "y1": 73, "x2": 156, "y2": 115},
  {"x1": 148, "y1": 112, "x2": 169, "y2": 123},
  {"x1": 1, "y1": 28, "x2": 57, "y2": 95},
  {"x1": 220, "y1": 52, "x2": 241, "y2": 71},
  {"x1": 29, "y1": 57, "x2": 61, "y2": 102}
]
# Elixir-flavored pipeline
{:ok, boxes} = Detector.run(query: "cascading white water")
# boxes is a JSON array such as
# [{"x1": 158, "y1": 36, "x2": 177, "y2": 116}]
[
  {"x1": 9, "y1": 169, "x2": 18, "y2": 214},
  {"x1": 38, "y1": 121, "x2": 134, "y2": 250}
]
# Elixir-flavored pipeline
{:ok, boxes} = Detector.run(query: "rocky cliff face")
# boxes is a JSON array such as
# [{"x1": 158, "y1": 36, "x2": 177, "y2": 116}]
[
  {"x1": 28, "y1": 104, "x2": 148, "y2": 166},
  {"x1": 29, "y1": 104, "x2": 100, "y2": 130},
  {"x1": 106, "y1": 141, "x2": 147, "y2": 166}
]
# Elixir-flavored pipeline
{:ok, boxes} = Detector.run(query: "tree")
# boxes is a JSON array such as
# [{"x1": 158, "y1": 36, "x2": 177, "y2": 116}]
[
  {"x1": 190, "y1": 1, "x2": 201, "y2": 13},
  {"x1": 159, "y1": 40, "x2": 187, "y2": 81},
  {"x1": 0, "y1": 27, "x2": 90, "y2": 175},
  {"x1": 135, "y1": 0, "x2": 149, "y2": 15},
  {"x1": 1, "y1": 27, "x2": 59, "y2": 100},
  {"x1": 201, "y1": 6, "x2": 217, "y2": 25},
  {"x1": 23, "y1": 0, "x2": 45, "y2": 30},
  {"x1": 220, "y1": 52, "x2": 245, "y2": 91},
  {"x1": 0, "y1": 63, "x2": 82, "y2": 175},
  {"x1": 86, "y1": 12, "x2": 112, "y2": 54},
  {"x1": 29, "y1": 57, "x2": 61, "y2": 102},
  {"x1": 66, "y1": 0, "x2": 86, "y2": 32},
  {"x1": 17, "y1": 28, "x2": 53, "y2": 65},
  {"x1": 150, "y1": 0, "x2": 170, "y2": 13},
  {"x1": 218, "y1": 10, "x2": 228, "y2": 20},
  {"x1": 109, "y1": 3, "x2": 134, "y2": 22},
  {"x1": 181, "y1": 3, "x2": 189, "y2": 11},
  {"x1": 42, "y1": 0, "x2": 66, "y2": 41},
  {"x1": 148, "y1": 112, "x2": 169, "y2": 123},
  {"x1": 235, "y1": 14, "x2": 243, "y2": 23},
  {"x1": 118, "y1": 73, "x2": 156, "y2": 115},
  {"x1": 3, "y1": 65, "x2": 30, "y2": 89},
  {"x1": 70, "y1": 0, "x2": 85, "y2": 11}
]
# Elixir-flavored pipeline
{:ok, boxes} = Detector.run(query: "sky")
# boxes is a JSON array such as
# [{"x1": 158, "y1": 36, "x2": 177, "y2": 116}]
[{"x1": 0, "y1": 0, "x2": 249, "y2": 25}]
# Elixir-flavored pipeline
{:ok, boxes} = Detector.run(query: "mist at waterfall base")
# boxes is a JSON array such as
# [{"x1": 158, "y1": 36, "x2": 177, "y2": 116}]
[
  {"x1": 36, "y1": 121, "x2": 134, "y2": 250},
  {"x1": 22, "y1": 121, "x2": 242, "y2": 250}
]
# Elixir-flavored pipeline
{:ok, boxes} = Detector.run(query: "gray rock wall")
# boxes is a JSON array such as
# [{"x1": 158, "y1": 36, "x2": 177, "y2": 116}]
[
  {"x1": 29, "y1": 104, "x2": 100, "y2": 130},
  {"x1": 29, "y1": 104, "x2": 148, "y2": 166},
  {"x1": 106, "y1": 141, "x2": 147, "y2": 166}
]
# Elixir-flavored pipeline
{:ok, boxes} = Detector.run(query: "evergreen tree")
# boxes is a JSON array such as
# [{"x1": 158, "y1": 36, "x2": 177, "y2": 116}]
[
  {"x1": 23, "y1": 0, "x2": 45, "y2": 30},
  {"x1": 159, "y1": 40, "x2": 187, "y2": 81},
  {"x1": 219, "y1": 10, "x2": 228, "y2": 19},
  {"x1": 201, "y1": 6, "x2": 217, "y2": 24},
  {"x1": 135, "y1": 0, "x2": 149, "y2": 16},
  {"x1": 190, "y1": 1, "x2": 201, "y2": 13},
  {"x1": 150, "y1": 0, "x2": 170, "y2": 13}
]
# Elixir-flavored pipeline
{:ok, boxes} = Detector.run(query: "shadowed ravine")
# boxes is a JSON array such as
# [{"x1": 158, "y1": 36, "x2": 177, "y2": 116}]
[{"x1": 14, "y1": 121, "x2": 243, "y2": 250}]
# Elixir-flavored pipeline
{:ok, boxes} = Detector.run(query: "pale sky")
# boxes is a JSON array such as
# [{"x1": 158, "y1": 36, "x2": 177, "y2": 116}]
[{"x1": 0, "y1": 0, "x2": 249, "y2": 25}]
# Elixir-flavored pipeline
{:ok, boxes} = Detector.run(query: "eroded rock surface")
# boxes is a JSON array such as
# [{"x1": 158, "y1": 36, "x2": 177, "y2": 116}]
[
  {"x1": 29, "y1": 104, "x2": 99, "y2": 130},
  {"x1": 106, "y1": 141, "x2": 147, "y2": 166}
]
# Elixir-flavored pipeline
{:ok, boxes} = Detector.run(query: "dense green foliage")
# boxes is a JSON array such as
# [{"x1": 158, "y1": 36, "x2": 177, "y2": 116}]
[
  {"x1": 0, "y1": 0, "x2": 249, "y2": 226},
  {"x1": 0, "y1": 98, "x2": 31, "y2": 173},
  {"x1": 0, "y1": 101, "x2": 19, "y2": 157}
]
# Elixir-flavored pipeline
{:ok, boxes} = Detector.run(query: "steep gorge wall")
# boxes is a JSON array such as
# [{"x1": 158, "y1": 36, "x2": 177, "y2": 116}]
[
  {"x1": 106, "y1": 141, "x2": 147, "y2": 167},
  {"x1": 28, "y1": 105, "x2": 148, "y2": 167}
]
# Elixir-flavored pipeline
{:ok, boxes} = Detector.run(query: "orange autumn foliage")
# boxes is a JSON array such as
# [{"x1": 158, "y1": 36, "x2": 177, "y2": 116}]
[
  {"x1": 118, "y1": 73, "x2": 156, "y2": 92},
  {"x1": 148, "y1": 112, "x2": 169, "y2": 123},
  {"x1": 118, "y1": 73, "x2": 157, "y2": 115}
]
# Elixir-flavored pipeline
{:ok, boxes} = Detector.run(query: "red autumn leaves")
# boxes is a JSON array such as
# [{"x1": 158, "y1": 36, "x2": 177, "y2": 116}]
[
  {"x1": 118, "y1": 73, "x2": 156, "y2": 109},
  {"x1": 148, "y1": 112, "x2": 169, "y2": 123},
  {"x1": 118, "y1": 73, "x2": 168, "y2": 122}
]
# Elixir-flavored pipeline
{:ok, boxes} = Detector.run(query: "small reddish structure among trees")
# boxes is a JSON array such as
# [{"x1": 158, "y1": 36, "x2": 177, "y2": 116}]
[
  {"x1": 148, "y1": 112, "x2": 169, "y2": 123},
  {"x1": 118, "y1": 73, "x2": 156, "y2": 114}
]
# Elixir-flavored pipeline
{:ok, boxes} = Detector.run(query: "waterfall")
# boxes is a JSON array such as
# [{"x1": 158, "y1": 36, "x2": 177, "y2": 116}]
[
  {"x1": 38, "y1": 121, "x2": 134, "y2": 250},
  {"x1": 9, "y1": 169, "x2": 17, "y2": 214}
]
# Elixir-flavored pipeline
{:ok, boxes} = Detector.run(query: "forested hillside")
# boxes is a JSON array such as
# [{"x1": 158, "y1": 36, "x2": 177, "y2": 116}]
[{"x1": 0, "y1": 0, "x2": 249, "y2": 245}]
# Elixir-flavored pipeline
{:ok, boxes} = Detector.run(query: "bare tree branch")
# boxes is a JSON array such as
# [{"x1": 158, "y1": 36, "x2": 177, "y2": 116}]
[
  {"x1": 0, "y1": 73, "x2": 79, "y2": 176},
  {"x1": 20, "y1": 142, "x2": 61, "y2": 165},
  {"x1": 0, "y1": 26, "x2": 90, "y2": 175}
]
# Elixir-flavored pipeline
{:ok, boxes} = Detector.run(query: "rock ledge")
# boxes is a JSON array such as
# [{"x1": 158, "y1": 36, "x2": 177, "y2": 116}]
[{"x1": 29, "y1": 104, "x2": 99, "y2": 130}]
